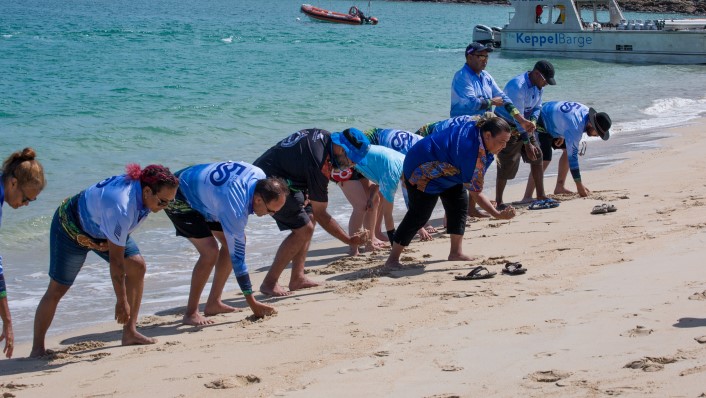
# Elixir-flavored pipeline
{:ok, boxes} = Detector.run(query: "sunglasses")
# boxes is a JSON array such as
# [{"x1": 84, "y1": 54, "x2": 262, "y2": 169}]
[
  {"x1": 264, "y1": 202, "x2": 278, "y2": 215},
  {"x1": 152, "y1": 189, "x2": 174, "y2": 207}
]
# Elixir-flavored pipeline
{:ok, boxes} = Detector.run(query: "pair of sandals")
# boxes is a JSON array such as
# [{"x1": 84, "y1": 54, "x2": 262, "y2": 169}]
[
  {"x1": 591, "y1": 203, "x2": 617, "y2": 214},
  {"x1": 454, "y1": 262, "x2": 527, "y2": 280},
  {"x1": 528, "y1": 198, "x2": 560, "y2": 210}
]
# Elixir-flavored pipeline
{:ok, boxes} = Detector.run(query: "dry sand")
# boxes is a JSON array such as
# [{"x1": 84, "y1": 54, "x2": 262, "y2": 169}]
[{"x1": 1, "y1": 119, "x2": 705, "y2": 397}]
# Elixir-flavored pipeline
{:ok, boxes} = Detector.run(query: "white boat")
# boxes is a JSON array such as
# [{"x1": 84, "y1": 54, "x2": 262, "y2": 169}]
[{"x1": 472, "y1": 0, "x2": 706, "y2": 64}]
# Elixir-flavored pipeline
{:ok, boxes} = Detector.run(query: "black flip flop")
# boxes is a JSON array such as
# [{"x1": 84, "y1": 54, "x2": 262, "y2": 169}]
[
  {"x1": 502, "y1": 262, "x2": 527, "y2": 275},
  {"x1": 455, "y1": 266, "x2": 496, "y2": 280}
]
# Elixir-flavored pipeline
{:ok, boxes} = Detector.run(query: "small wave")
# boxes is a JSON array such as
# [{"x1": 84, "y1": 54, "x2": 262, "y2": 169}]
[
  {"x1": 615, "y1": 97, "x2": 706, "y2": 133},
  {"x1": 2, "y1": 34, "x2": 13, "y2": 39},
  {"x1": 221, "y1": 36, "x2": 233, "y2": 43}
]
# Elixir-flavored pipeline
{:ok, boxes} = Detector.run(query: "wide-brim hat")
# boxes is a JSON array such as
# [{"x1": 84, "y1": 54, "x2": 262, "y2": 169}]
[
  {"x1": 589, "y1": 108, "x2": 611, "y2": 141},
  {"x1": 331, "y1": 128, "x2": 370, "y2": 165}
]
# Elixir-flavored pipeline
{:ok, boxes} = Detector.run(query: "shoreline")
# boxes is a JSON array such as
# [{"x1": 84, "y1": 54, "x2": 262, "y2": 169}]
[{"x1": 2, "y1": 118, "x2": 705, "y2": 396}]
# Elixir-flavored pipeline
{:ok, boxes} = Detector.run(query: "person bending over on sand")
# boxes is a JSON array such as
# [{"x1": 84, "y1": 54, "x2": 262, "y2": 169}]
[
  {"x1": 30, "y1": 164, "x2": 178, "y2": 358},
  {"x1": 494, "y1": 60, "x2": 556, "y2": 209},
  {"x1": 253, "y1": 128, "x2": 370, "y2": 296},
  {"x1": 385, "y1": 114, "x2": 516, "y2": 268},
  {"x1": 0, "y1": 148, "x2": 46, "y2": 359},
  {"x1": 164, "y1": 162, "x2": 286, "y2": 325},
  {"x1": 363, "y1": 128, "x2": 436, "y2": 241},
  {"x1": 522, "y1": 101, "x2": 611, "y2": 199},
  {"x1": 451, "y1": 42, "x2": 535, "y2": 218},
  {"x1": 331, "y1": 168, "x2": 385, "y2": 256}
]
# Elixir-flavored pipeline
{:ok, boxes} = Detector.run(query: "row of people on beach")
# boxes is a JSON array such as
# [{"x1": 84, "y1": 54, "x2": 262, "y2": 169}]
[{"x1": 0, "y1": 41, "x2": 612, "y2": 360}]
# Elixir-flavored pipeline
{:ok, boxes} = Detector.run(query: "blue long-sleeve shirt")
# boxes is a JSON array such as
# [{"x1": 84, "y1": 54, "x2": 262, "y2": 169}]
[
  {"x1": 175, "y1": 161, "x2": 264, "y2": 294},
  {"x1": 450, "y1": 64, "x2": 514, "y2": 118},
  {"x1": 494, "y1": 71, "x2": 543, "y2": 142},
  {"x1": 540, "y1": 101, "x2": 590, "y2": 181},
  {"x1": 403, "y1": 116, "x2": 495, "y2": 195}
]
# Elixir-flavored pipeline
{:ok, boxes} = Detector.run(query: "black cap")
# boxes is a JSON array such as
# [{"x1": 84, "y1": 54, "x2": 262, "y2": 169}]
[
  {"x1": 465, "y1": 42, "x2": 494, "y2": 55},
  {"x1": 588, "y1": 108, "x2": 611, "y2": 140},
  {"x1": 533, "y1": 60, "x2": 556, "y2": 85}
]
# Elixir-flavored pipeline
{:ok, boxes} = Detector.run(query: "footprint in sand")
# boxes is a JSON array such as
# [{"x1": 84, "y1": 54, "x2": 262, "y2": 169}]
[
  {"x1": 621, "y1": 325, "x2": 654, "y2": 337},
  {"x1": 204, "y1": 375, "x2": 260, "y2": 389},
  {"x1": 695, "y1": 336, "x2": 706, "y2": 344},
  {"x1": 527, "y1": 370, "x2": 571, "y2": 383},
  {"x1": 624, "y1": 356, "x2": 677, "y2": 372},
  {"x1": 688, "y1": 291, "x2": 706, "y2": 300}
]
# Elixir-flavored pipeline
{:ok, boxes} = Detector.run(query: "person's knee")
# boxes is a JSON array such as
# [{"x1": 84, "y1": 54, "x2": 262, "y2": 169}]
[
  {"x1": 44, "y1": 280, "x2": 71, "y2": 302},
  {"x1": 125, "y1": 255, "x2": 147, "y2": 277},
  {"x1": 293, "y1": 222, "x2": 315, "y2": 238}
]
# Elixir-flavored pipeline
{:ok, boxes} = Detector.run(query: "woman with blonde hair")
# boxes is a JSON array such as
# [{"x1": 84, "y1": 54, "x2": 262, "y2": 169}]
[{"x1": 1, "y1": 147, "x2": 46, "y2": 359}]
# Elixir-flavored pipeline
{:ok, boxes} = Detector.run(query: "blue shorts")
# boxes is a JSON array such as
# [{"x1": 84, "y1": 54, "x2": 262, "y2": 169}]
[{"x1": 49, "y1": 208, "x2": 141, "y2": 286}]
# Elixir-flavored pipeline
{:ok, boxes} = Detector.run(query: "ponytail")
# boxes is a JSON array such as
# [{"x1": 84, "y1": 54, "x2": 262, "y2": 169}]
[
  {"x1": 475, "y1": 113, "x2": 511, "y2": 137},
  {"x1": 124, "y1": 163, "x2": 179, "y2": 192}
]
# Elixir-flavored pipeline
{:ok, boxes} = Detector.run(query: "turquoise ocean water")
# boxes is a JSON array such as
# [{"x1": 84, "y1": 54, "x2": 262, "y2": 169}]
[{"x1": 2, "y1": 0, "x2": 705, "y2": 343}]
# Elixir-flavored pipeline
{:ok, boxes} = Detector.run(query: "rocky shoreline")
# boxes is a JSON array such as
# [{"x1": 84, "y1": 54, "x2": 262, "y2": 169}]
[{"x1": 395, "y1": 0, "x2": 706, "y2": 14}]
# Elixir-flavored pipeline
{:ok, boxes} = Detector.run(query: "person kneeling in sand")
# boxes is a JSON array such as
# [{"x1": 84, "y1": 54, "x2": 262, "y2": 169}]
[
  {"x1": 253, "y1": 128, "x2": 370, "y2": 296},
  {"x1": 31, "y1": 164, "x2": 179, "y2": 357},
  {"x1": 164, "y1": 161, "x2": 287, "y2": 326},
  {"x1": 522, "y1": 101, "x2": 611, "y2": 199},
  {"x1": 386, "y1": 114, "x2": 516, "y2": 268}
]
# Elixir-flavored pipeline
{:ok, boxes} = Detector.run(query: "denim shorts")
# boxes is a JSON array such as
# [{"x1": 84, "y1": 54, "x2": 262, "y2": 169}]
[{"x1": 49, "y1": 207, "x2": 141, "y2": 286}]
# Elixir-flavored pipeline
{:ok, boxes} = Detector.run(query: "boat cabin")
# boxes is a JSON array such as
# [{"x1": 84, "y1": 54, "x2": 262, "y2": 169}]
[{"x1": 507, "y1": 0, "x2": 625, "y2": 31}]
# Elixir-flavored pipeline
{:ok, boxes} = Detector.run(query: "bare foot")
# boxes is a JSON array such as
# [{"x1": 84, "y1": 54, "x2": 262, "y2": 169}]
[
  {"x1": 375, "y1": 232, "x2": 389, "y2": 242},
  {"x1": 448, "y1": 253, "x2": 477, "y2": 261},
  {"x1": 468, "y1": 209, "x2": 490, "y2": 218},
  {"x1": 29, "y1": 346, "x2": 48, "y2": 358},
  {"x1": 183, "y1": 312, "x2": 216, "y2": 326},
  {"x1": 554, "y1": 187, "x2": 574, "y2": 195},
  {"x1": 518, "y1": 197, "x2": 536, "y2": 204},
  {"x1": 347, "y1": 247, "x2": 361, "y2": 256},
  {"x1": 289, "y1": 276, "x2": 319, "y2": 292},
  {"x1": 384, "y1": 259, "x2": 404, "y2": 268},
  {"x1": 204, "y1": 301, "x2": 237, "y2": 317},
  {"x1": 364, "y1": 243, "x2": 378, "y2": 253},
  {"x1": 122, "y1": 330, "x2": 157, "y2": 346},
  {"x1": 260, "y1": 282, "x2": 292, "y2": 296},
  {"x1": 424, "y1": 225, "x2": 438, "y2": 233}
]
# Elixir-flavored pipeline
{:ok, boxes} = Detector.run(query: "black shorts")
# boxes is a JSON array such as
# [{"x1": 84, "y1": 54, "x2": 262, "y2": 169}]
[
  {"x1": 538, "y1": 132, "x2": 566, "y2": 162},
  {"x1": 272, "y1": 190, "x2": 313, "y2": 231},
  {"x1": 164, "y1": 199, "x2": 222, "y2": 239}
]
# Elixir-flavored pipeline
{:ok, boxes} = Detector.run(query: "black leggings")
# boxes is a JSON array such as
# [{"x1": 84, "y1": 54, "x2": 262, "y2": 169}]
[{"x1": 393, "y1": 180, "x2": 468, "y2": 246}]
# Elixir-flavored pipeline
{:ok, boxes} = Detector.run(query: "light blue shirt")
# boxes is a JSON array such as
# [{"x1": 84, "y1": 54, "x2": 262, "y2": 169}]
[
  {"x1": 371, "y1": 129, "x2": 423, "y2": 155},
  {"x1": 494, "y1": 71, "x2": 543, "y2": 141},
  {"x1": 78, "y1": 175, "x2": 150, "y2": 247},
  {"x1": 176, "y1": 161, "x2": 264, "y2": 279},
  {"x1": 450, "y1": 64, "x2": 511, "y2": 118},
  {"x1": 354, "y1": 145, "x2": 405, "y2": 203},
  {"x1": 540, "y1": 101, "x2": 590, "y2": 180}
]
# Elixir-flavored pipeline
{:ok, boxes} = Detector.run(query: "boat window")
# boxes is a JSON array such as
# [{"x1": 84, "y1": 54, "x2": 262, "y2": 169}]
[{"x1": 553, "y1": 5, "x2": 565, "y2": 24}]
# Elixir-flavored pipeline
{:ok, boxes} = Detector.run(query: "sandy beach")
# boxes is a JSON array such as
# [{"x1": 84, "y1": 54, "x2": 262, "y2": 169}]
[{"x1": 2, "y1": 118, "x2": 705, "y2": 397}]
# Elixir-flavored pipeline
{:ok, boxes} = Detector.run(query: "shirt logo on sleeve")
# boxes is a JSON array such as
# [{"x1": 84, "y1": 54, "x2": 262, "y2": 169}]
[{"x1": 114, "y1": 224, "x2": 122, "y2": 240}]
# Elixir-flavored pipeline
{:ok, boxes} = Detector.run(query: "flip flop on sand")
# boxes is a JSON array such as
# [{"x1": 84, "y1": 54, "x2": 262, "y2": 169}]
[
  {"x1": 502, "y1": 262, "x2": 527, "y2": 275},
  {"x1": 591, "y1": 203, "x2": 617, "y2": 214},
  {"x1": 454, "y1": 266, "x2": 496, "y2": 280},
  {"x1": 529, "y1": 198, "x2": 560, "y2": 210}
]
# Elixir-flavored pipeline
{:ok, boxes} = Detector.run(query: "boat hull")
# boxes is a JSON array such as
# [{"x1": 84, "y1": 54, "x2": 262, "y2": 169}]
[
  {"x1": 300, "y1": 4, "x2": 378, "y2": 25},
  {"x1": 500, "y1": 30, "x2": 706, "y2": 64}
]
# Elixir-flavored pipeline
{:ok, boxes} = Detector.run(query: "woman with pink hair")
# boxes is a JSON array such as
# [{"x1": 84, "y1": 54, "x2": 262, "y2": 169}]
[{"x1": 31, "y1": 164, "x2": 178, "y2": 358}]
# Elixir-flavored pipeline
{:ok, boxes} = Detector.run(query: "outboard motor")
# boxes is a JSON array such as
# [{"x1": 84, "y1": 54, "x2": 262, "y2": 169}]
[{"x1": 473, "y1": 25, "x2": 495, "y2": 46}]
